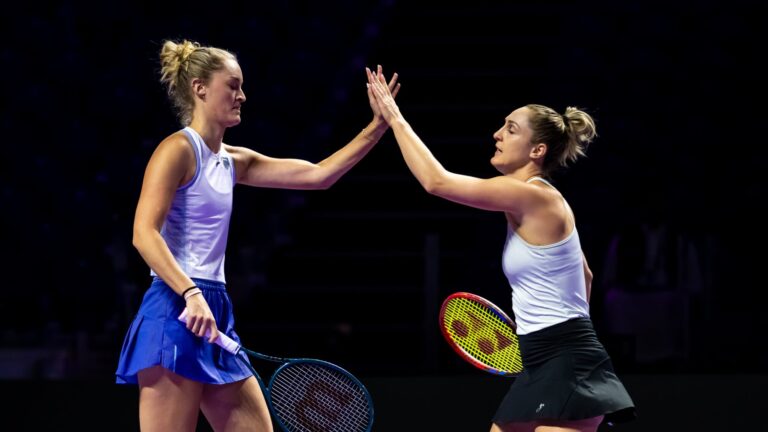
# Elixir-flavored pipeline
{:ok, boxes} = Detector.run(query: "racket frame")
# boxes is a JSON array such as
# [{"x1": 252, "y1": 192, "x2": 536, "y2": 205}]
[
  {"x1": 438, "y1": 291, "x2": 522, "y2": 377},
  {"x1": 178, "y1": 309, "x2": 374, "y2": 431},
  {"x1": 235, "y1": 347, "x2": 374, "y2": 432}
]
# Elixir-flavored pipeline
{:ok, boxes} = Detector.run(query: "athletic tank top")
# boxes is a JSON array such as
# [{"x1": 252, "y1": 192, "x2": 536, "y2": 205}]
[
  {"x1": 150, "y1": 127, "x2": 236, "y2": 283},
  {"x1": 501, "y1": 177, "x2": 589, "y2": 335}
]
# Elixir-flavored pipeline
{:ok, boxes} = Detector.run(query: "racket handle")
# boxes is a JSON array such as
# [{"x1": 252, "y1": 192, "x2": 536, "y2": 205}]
[{"x1": 177, "y1": 308, "x2": 241, "y2": 355}]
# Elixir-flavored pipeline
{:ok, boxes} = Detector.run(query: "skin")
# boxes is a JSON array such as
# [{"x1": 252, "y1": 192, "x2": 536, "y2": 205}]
[
  {"x1": 367, "y1": 68, "x2": 600, "y2": 432},
  {"x1": 133, "y1": 60, "x2": 399, "y2": 431}
]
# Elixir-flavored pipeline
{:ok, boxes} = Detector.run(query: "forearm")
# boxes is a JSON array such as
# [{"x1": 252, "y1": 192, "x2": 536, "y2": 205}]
[
  {"x1": 314, "y1": 119, "x2": 388, "y2": 188},
  {"x1": 389, "y1": 118, "x2": 447, "y2": 193},
  {"x1": 133, "y1": 229, "x2": 195, "y2": 295}
]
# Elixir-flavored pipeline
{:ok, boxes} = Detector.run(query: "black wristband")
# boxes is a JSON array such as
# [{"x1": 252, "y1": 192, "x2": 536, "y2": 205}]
[{"x1": 182, "y1": 286, "x2": 198, "y2": 297}]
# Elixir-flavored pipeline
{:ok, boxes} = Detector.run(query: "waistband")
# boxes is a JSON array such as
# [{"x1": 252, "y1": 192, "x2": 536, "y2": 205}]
[
  {"x1": 518, "y1": 317, "x2": 603, "y2": 367},
  {"x1": 151, "y1": 276, "x2": 227, "y2": 292}
]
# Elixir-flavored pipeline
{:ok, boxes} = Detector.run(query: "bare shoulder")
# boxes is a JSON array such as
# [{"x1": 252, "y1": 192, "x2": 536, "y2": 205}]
[
  {"x1": 529, "y1": 179, "x2": 576, "y2": 227},
  {"x1": 528, "y1": 179, "x2": 565, "y2": 202},
  {"x1": 222, "y1": 142, "x2": 267, "y2": 165},
  {"x1": 142, "y1": 131, "x2": 197, "y2": 181},
  {"x1": 144, "y1": 131, "x2": 194, "y2": 168},
  {"x1": 223, "y1": 142, "x2": 259, "y2": 156},
  {"x1": 155, "y1": 131, "x2": 195, "y2": 157},
  {"x1": 222, "y1": 142, "x2": 243, "y2": 156}
]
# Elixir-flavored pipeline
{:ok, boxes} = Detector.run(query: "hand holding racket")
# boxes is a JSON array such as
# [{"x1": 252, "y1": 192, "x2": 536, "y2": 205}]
[
  {"x1": 178, "y1": 309, "x2": 374, "y2": 432},
  {"x1": 439, "y1": 292, "x2": 523, "y2": 377}
]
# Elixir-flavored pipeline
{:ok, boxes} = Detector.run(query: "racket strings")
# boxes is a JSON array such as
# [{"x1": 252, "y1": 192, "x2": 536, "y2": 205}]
[
  {"x1": 443, "y1": 298, "x2": 523, "y2": 373},
  {"x1": 270, "y1": 363, "x2": 371, "y2": 432}
]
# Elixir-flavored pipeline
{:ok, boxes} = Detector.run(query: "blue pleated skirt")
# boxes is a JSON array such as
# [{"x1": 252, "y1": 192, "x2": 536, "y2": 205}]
[{"x1": 115, "y1": 277, "x2": 252, "y2": 385}]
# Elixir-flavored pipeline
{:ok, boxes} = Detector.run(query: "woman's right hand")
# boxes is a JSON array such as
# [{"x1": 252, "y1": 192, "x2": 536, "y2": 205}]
[
  {"x1": 366, "y1": 65, "x2": 401, "y2": 125},
  {"x1": 182, "y1": 294, "x2": 219, "y2": 343}
]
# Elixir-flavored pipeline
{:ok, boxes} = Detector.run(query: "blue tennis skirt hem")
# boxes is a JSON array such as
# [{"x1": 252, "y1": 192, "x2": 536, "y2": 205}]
[{"x1": 115, "y1": 277, "x2": 253, "y2": 385}]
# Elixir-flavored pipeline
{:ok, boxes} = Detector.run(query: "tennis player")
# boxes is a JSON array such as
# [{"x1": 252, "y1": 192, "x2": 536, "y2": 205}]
[
  {"x1": 115, "y1": 40, "x2": 399, "y2": 431},
  {"x1": 366, "y1": 68, "x2": 635, "y2": 432}
]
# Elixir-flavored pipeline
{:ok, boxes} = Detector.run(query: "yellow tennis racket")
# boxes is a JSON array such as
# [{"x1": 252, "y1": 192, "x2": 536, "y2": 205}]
[{"x1": 439, "y1": 292, "x2": 523, "y2": 376}]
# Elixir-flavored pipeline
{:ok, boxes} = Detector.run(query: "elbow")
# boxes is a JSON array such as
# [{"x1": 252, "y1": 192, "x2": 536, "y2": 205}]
[
  {"x1": 132, "y1": 227, "x2": 149, "y2": 254},
  {"x1": 132, "y1": 234, "x2": 143, "y2": 254},
  {"x1": 307, "y1": 166, "x2": 336, "y2": 190},
  {"x1": 418, "y1": 167, "x2": 451, "y2": 196},
  {"x1": 315, "y1": 177, "x2": 335, "y2": 190},
  {"x1": 422, "y1": 176, "x2": 444, "y2": 196},
  {"x1": 307, "y1": 178, "x2": 334, "y2": 190}
]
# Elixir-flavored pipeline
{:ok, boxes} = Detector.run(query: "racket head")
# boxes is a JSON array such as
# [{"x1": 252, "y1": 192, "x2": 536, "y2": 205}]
[
  {"x1": 439, "y1": 292, "x2": 523, "y2": 376},
  {"x1": 266, "y1": 359, "x2": 374, "y2": 432}
]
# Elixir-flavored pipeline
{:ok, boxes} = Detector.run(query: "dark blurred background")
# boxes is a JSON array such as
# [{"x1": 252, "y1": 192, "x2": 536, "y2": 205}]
[{"x1": 1, "y1": 0, "x2": 766, "y2": 430}]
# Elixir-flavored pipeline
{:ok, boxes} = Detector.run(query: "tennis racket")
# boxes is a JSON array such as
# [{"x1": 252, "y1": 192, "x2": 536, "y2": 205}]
[
  {"x1": 438, "y1": 292, "x2": 523, "y2": 377},
  {"x1": 178, "y1": 309, "x2": 374, "y2": 432}
]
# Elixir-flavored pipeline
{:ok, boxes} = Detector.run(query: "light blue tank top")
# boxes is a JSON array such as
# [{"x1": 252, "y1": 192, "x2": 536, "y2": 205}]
[
  {"x1": 501, "y1": 177, "x2": 589, "y2": 335},
  {"x1": 150, "y1": 127, "x2": 236, "y2": 283}
]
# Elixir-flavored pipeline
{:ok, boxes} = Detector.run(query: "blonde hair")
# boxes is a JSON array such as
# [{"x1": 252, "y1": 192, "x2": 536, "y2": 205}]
[
  {"x1": 158, "y1": 39, "x2": 236, "y2": 125},
  {"x1": 525, "y1": 104, "x2": 597, "y2": 175}
]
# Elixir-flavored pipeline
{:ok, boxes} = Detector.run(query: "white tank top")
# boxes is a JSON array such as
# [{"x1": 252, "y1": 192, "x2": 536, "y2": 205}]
[
  {"x1": 150, "y1": 127, "x2": 236, "y2": 283},
  {"x1": 501, "y1": 177, "x2": 589, "y2": 334}
]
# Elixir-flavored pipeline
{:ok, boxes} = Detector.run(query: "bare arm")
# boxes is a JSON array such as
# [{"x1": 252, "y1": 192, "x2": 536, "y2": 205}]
[
  {"x1": 229, "y1": 67, "x2": 401, "y2": 190},
  {"x1": 226, "y1": 120, "x2": 388, "y2": 189},
  {"x1": 132, "y1": 133, "x2": 218, "y2": 342},
  {"x1": 366, "y1": 68, "x2": 545, "y2": 214}
]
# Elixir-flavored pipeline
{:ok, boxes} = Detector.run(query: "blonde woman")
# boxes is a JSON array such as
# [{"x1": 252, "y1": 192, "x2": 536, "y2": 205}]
[{"x1": 115, "y1": 41, "x2": 398, "y2": 431}]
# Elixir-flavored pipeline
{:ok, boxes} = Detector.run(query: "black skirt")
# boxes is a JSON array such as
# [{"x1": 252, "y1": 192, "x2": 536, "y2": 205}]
[{"x1": 493, "y1": 318, "x2": 636, "y2": 425}]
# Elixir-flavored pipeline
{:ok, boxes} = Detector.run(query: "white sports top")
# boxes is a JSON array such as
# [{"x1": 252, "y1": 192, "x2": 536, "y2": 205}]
[
  {"x1": 151, "y1": 127, "x2": 236, "y2": 283},
  {"x1": 501, "y1": 177, "x2": 589, "y2": 335}
]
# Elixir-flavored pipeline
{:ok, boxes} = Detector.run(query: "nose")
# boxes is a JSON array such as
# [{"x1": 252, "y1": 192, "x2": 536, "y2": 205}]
[
  {"x1": 238, "y1": 89, "x2": 246, "y2": 103},
  {"x1": 493, "y1": 128, "x2": 502, "y2": 141}
]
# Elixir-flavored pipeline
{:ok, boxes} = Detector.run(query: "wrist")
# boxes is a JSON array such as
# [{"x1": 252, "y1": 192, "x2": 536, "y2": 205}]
[
  {"x1": 361, "y1": 120, "x2": 388, "y2": 140},
  {"x1": 367, "y1": 118, "x2": 389, "y2": 132},
  {"x1": 389, "y1": 118, "x2": 409, "y2": 131},
  {"x1": 182, "y1": 286, "x2": 202, "y2": 301}
]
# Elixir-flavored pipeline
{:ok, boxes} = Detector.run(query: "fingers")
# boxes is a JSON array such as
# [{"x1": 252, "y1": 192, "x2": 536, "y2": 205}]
[
  {"x1": 365, "y1": 66, "x2": 382, "y2": 88},
  {"x1": 365, "y1": 68, "x2": 382, "y2": 98},
  {"x1": 367, "y1": 65, "x2": 390, "y2": 84},
  {"x1": 377, "y1": 65, "x2": 388, "y2": 85},
  {"x1": 186, "y1": 315, "x2": 220, "y2": 345},
  {"x1": 366, "y1": 67, "x2": 391, "y2": 92},
  {"x1": 391, "y1": 82, "x2": 402, "y2": 98},
  {"x1": 387, "y1": 71, "x2": 399, "y2": 90},
  {"x1": 207, "y1": 325, "x2": 219, "y2": 344},
  {"x1": 191, "y1": 316, "x2": 219, "y2": 342}
]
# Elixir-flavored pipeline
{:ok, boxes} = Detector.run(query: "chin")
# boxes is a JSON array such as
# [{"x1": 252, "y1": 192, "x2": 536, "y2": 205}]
[
  {"x1": 224, "y1": 116, "x2": 242, "y2": 127},
  {"x1": 490, "y1": 159, "x2": 507, "y2": 175}
]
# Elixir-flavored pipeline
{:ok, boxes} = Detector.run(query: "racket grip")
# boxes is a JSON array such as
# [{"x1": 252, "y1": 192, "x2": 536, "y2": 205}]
[{"x1": 177, "y1": 308, "x2": 241, "y2": 354}]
